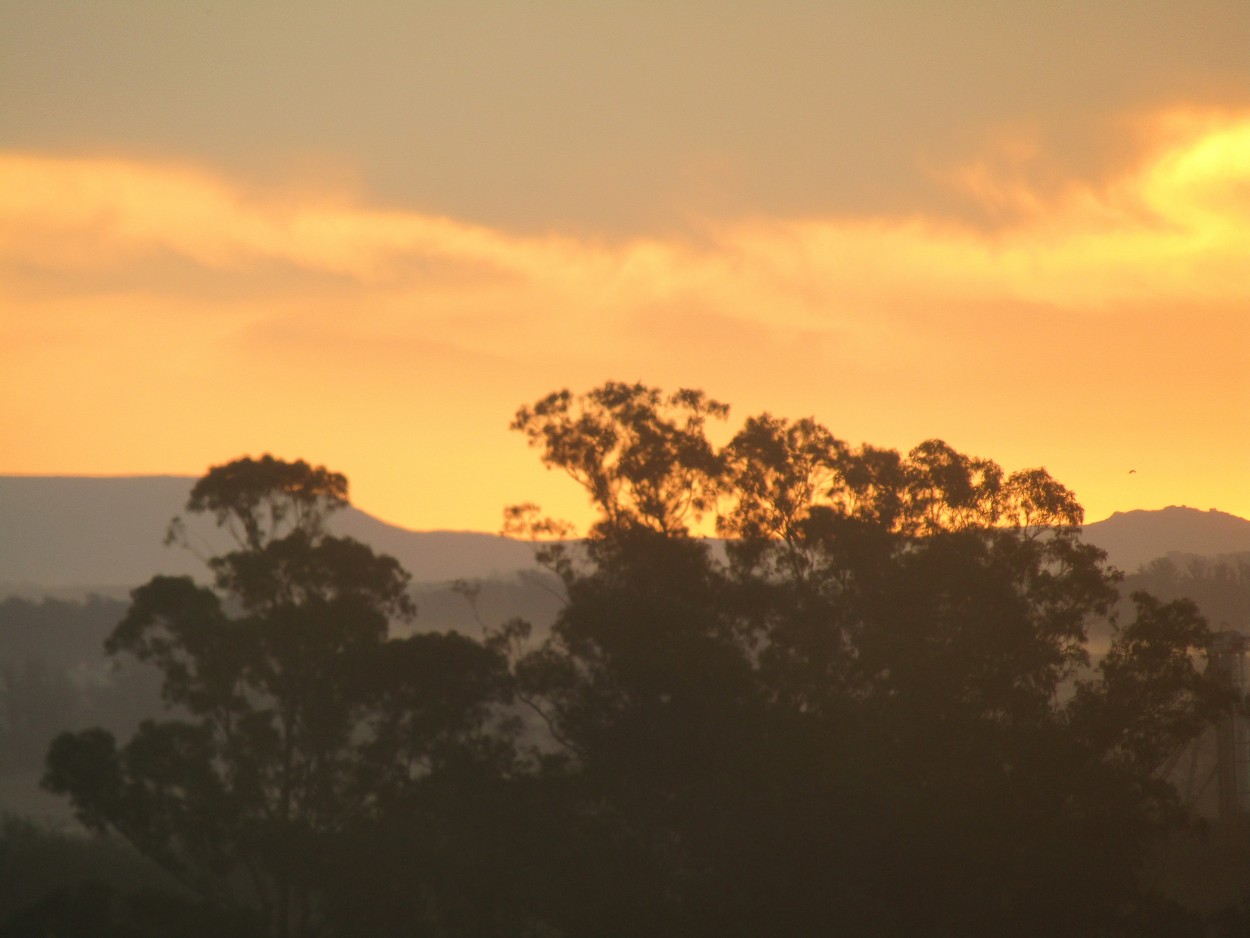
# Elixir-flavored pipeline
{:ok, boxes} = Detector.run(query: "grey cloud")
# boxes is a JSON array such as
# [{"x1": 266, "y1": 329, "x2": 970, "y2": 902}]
[{"x1": 1, "y1": 0, "x2": 1246, "y2": 233}]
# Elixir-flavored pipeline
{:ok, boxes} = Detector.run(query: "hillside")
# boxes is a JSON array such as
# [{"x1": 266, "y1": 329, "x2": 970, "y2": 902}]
[
  {"x1": 1081, "y1": 506, "x2": 1250, "y2": 573},
  {"x1": 4, "y1": 476, "x2": 1249, "y2": 829},
  {"x1": 0, "y1": 475, "x2": 539, "y2": 594},
  {"x1": 4, "y1": 477, "x2": 1250, "y2": 592}
]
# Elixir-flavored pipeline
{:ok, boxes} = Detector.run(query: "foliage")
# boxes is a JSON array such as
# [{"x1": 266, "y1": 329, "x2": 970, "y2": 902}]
[
  {"x1": 42, "y1": 457, "x2": 516, "y2": 938},
  {"x1": 0, "y1": 815, "x2": 173, "y2": 926},
  {"x1": 511, "y1": 381, "x2": 728, "y2": 536},
  {"x1": 1124, "y1": 553, "x2": 1250, "y2": 631},
  {"x1": 508, "y1": 383, "x2": 1234, "y2": 937},
  {"x1": 35, "y1": 390, "x2": 1239, "y2": 937},
  {"x1": 0, "y1": 595, "x2": 157, "y2": 778}
]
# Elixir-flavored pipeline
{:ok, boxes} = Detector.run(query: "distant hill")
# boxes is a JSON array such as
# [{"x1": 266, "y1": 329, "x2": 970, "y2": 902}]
[
  {"x1": 0, "y1": 475, "x2": 539, "y2": 594},
  {"x1": 3, "y1": 476, "x2": 1249, "y2": 592},
  {"x1": 1081, "y1": 506, "x2": 1250, "y2": 573},
  {"x1": 4, "y1": 477, "x2": 1249, "y2": 826},
  {"x1": 0, "y1": 477, "x2": 556, "y2": 824}
]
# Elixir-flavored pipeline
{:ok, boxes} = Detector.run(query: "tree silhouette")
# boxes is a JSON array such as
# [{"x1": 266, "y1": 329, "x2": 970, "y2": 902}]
[
  {"x1": 509, "y1": 383, "x2": 1233, "y2": 937},
  {"x1": 31, "y1": 404, "x2": 1238, "y2": 937},
  {"x1": 511, "y1": 381, "x2": 727, "y2": 536},
  {"x1": 42, "y1": 456, "x2": 516, "y2": 938}
]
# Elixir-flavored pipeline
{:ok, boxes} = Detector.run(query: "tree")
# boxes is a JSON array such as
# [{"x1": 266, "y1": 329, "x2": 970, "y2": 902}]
[
  {"x1": 511, "y1": 381, "x2": 727, "y2": 537},
  {"x1": 33, "y1": 409, "x2": 1238, "y2": 936},
  {"x1": 42, "y1": 456, "x2": 516, "y2": 938},
  {"x1": 508, "y1": 383, "x2": 1233, "y2": 937}
]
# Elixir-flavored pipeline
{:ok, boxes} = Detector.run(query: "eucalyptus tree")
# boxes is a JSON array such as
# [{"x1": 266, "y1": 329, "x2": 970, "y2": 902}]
[
  {"x1": 43, "y1": 456, "x2": 516, "y2": 938},
  {"x1": 508, "y1": 383, "x2": 1230, "y2": 937}
]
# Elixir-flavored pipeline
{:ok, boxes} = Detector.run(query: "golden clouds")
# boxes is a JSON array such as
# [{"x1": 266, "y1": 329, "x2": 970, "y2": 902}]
[
  {"x1": 1135, "y1": 112, "x2": 1250, "y2": 271},
  {"x1": 0, "y1": 152, "x2": 533, "y2": 280},
  {"x1": 3, "y1": 109, "x2": 1248, "y2": 317},
  {"x1": 2, "y1": 109, "x2": 1247, "y2": 529}
]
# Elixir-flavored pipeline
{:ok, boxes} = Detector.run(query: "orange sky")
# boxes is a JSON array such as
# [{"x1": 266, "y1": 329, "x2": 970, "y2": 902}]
[{"x1": 2, "y1": 2, "x2": 1247, "y2": 533}]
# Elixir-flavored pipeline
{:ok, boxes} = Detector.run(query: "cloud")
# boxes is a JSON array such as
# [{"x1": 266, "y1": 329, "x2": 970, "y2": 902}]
[
  {"x1": 0, "y1": 153, "x2": 549, "y2": 282},
  {"x1": 4, "y1": 108, "x2": 1247, "y2": 325},
  {"x1": 2, "y1": 109, "x2": 1248, "y2": 529}
]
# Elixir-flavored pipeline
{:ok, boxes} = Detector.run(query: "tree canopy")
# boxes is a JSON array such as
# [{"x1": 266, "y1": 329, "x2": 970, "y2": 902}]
[
  {"x1": 42, "y1": 456, "x2": 519, "y2": 938},
  {"x1": 32, "y1": 387, "x2": 1240, "y2": 937},
  {"x1": 507, "y1": 382, "x2": 1233, "y2": 937}
]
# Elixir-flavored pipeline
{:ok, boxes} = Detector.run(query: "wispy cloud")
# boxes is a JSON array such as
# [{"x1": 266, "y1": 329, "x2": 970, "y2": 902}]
[
  {"x1": 3, "y1": 109, "x2": 1247, "y2": 318},
  {"x1": 2, "y1": 108, "x2": 1247, "y2": 528}
]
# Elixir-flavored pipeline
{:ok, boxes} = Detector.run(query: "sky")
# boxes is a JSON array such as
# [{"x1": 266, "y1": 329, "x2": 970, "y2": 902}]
[{"x1": 1, "y1": 0, "x2": 1248, "y2": 534}]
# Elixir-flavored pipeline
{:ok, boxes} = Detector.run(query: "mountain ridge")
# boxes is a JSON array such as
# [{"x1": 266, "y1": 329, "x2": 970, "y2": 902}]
[
  {"x1": 3, "y1": 476, "x2": 1249, "y2": 593},
  {"x1": 1083, "y1": 505, "x2": 1250, "y2": 572},
  {"x1": 0, "y1": 475, "x2": 539, "y2": 592}
]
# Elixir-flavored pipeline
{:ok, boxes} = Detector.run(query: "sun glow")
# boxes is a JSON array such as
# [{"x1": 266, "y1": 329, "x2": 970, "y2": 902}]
[{"x1": 3, "y1": 110, "x2": 1248, "y2": 531}]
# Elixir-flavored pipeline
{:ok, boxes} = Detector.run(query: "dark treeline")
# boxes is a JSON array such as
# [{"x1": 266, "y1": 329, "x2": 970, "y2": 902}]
[
  {"x1": 0, "y1": 596, "x2": 159, "y2": 777},
  {"x1": 7, "y1": 383, "x2": 1248, "y2": 936},
  {"x1": 1125, "y1": 555, "x2": 1250, "y2": 633},
  {"x1": 0, "y1": 581, "x2": 562, "y2": 788}
]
